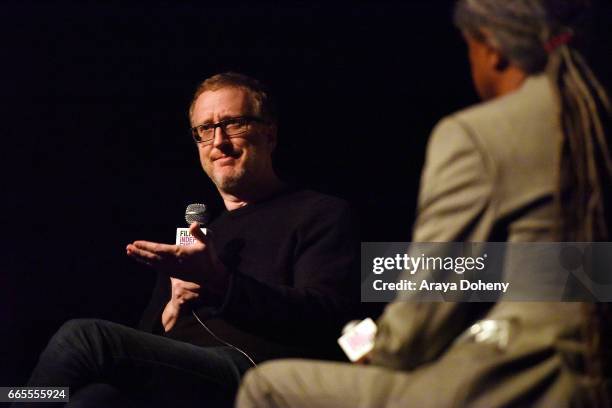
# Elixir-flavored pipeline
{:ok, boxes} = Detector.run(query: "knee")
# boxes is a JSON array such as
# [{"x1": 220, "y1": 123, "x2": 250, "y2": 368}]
[
  {"x1": 236, "y1": 361, "x2": 291, "y2": 408},
  {"x1": 236, "y1": 367, "x2": 266, "y2": 408},
  {"x1": 54, "y1": 318, "x2": 102, "y2": 340},
  {"x1": 48, "y1": 319, "x2": 111, "y2": 352},
  {"x1": 32, "y1": 319, "x2": 100, "y2": 372}
]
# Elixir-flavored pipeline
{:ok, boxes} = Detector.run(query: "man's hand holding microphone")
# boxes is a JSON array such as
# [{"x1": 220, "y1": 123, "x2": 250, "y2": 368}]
[{"x1": 126, "y1": 221, "x2": 230, "y2": 332}]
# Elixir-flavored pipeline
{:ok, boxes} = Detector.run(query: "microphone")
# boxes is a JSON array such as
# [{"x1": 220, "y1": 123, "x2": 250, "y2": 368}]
[
  {"x1": 185, "y1": 203, "x2": 210, "y2": 226},
  {"x1": 176, "y1": 203, "x2": 210, "y2": 246}
]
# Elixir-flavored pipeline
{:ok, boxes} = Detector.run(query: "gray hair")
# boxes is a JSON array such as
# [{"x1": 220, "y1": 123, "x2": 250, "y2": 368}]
[
  {"x1": 453, "y1": 0, "x2": 588, "y2": 73},
  {"x1": 454, "y1": 0, "x2": 611, "y2": 242}
]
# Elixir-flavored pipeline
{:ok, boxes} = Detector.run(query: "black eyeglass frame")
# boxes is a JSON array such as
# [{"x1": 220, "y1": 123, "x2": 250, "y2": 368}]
[{"x1": 190, "y1": 115, "x2": 266, "y2": 144}]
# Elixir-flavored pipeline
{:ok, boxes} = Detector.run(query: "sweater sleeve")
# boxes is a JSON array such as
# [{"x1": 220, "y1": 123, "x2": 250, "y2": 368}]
[
  {"x1": 138, "y1": 271, "x2": 170, "y2": 334},
  {"x1": 212, "y1": 198, "x2": 360, "y2": 347}
]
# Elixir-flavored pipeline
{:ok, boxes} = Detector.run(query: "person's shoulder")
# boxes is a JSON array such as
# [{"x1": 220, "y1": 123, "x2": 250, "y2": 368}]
[
  {"x1": 446, "y1": 74, "x2": 555, "y2": 135},
  {"x1": 280, "y1": 188, "x2": 350, "y2": 212},
  {"x1": 258, "y1": 188, "x2": 354, "y2": 233},
  {"x1": 428, "y1": 74, "x2": 558, "y2": 161}
]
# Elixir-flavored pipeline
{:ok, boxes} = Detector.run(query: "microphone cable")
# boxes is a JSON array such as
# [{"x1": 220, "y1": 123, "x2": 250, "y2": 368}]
[
  {"x1": 185, "y1": 203, "x2": 257, "y2": 368},
  {"x1": 191, "y1": 310, "x2": 257, "y2": 367}
]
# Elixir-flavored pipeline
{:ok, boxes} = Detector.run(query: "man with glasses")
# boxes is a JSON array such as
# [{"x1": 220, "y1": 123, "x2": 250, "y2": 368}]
[{"x1": 21, "y1": 73, "x2": 359, "y2": 408}]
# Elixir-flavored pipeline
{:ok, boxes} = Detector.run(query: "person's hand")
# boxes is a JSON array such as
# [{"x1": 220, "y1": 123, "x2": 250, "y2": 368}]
[
  {"x1": 161, "y1": 277, "x2": 201, "y2": 332},
  {"x1": 126, "y1": 222, "x2": 230, "y2": 304},
  {"x1": 354, "y1": 353, "x2": 371, "y2": 365}
]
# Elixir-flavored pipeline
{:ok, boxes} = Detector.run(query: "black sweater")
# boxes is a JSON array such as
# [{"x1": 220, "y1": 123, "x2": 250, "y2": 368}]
[{"x1": 139, "y1": 188, "x2": 360, "y2": 362}]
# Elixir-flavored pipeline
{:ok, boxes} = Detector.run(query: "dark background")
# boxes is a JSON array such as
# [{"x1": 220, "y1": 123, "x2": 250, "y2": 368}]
[{"x1": 1, "y1": 0, "x2": 478, "y2": 386}]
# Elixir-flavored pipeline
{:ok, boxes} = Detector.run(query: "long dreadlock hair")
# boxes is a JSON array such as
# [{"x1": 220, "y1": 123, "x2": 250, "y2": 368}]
[{"x1": 454, "y1": 0, "x2": 612, "y2": 402}]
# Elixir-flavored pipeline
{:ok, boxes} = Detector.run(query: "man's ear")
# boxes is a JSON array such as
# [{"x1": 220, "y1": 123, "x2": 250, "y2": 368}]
[
  {"x1": 482, "y1": 39, "x2": 509, "y2": 72},
  {"x1": 477, "y1": 28, "x2": 509, "y2": 72},
  {"x1": 493, "y1": 51, "x2": 510, "y2": 72}
]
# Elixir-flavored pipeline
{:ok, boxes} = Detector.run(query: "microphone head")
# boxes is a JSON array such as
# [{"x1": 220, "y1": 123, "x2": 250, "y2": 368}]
[{"x1": 185, "y1": 203, "x2": 209, "y2": 226}]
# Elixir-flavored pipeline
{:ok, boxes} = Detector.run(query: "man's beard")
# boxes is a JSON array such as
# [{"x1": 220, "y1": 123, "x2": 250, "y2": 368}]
[{"x1": 212, "y1": 166, "x2": 248, "y2": 194}]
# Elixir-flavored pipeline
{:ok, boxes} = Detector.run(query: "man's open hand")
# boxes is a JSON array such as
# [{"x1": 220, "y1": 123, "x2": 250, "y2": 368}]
[{"x1": 126, "y1": 222, "x2": 230, "y2": 304}]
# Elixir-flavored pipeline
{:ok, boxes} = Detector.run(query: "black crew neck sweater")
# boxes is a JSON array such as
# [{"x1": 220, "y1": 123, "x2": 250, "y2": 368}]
[{"x1": 139, "y1": 188, "x2": 360, "y2": 362}]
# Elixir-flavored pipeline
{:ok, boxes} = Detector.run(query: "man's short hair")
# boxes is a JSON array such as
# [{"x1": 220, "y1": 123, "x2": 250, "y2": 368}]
[{"x1": 189, "y1": 72, "x2": 277, "y2": 125}]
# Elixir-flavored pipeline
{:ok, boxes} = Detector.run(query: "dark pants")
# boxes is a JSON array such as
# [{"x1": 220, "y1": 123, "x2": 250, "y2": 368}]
[{"x1": 17, "y1": 319, "x2": 253, "y2": 408}]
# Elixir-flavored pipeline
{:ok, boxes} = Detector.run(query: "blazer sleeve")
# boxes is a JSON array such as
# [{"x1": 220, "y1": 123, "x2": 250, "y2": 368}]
[{"x1": 370, "y1": 117, "x2": 494, "y2": 370}]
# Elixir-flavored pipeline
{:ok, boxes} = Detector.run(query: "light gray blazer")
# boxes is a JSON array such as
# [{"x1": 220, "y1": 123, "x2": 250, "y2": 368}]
[{"x1": 371, "y1": 75, "x2": 590, "y2": 406}]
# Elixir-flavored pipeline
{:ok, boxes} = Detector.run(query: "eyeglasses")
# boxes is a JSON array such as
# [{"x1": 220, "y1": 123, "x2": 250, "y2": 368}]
[{"x1": 190, "y1": 116, "x2": 265, "y2": 145}]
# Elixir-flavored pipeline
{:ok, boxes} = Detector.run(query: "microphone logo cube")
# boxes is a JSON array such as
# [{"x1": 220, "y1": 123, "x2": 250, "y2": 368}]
[
  {"x1": 175, "y1": 228, "x2": 208, "y2": 246},
  {"x1": 337, "y1": 318, "x2": 377, "y2": 362}
]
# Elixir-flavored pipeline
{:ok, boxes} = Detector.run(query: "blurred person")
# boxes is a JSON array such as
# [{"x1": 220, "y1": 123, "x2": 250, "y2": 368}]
[{"x1": 236, "y1": 1, "x2": 612, "y2": 407}]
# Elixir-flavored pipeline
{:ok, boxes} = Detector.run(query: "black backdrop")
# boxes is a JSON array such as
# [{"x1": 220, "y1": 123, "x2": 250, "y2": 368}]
[{"x1": 1, "y1": 0, "x2": 479, "y2": 387}]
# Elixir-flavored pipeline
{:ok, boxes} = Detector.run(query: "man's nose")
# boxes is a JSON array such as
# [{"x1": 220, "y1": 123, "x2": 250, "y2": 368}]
[{"x1": 212, "y1": 126, "x2": 230, "y2": 149}]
